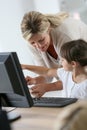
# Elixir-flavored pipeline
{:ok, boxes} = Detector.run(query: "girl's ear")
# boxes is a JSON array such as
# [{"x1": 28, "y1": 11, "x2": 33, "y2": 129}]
[
  {"x1": 84, "y1": 66, "x2": 87, "y2": 74},
  {"x1": 71, "y1": 61, "x2": 78, "y2": 68}
]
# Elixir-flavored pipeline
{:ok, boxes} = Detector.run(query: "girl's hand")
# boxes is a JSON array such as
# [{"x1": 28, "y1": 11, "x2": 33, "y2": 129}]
[
  {"x1": 25, "y1": 76, "x2": 36, "y2": 85},
  {"x1": 30, "y1": 84, "x2": 47, "y2": 98}
]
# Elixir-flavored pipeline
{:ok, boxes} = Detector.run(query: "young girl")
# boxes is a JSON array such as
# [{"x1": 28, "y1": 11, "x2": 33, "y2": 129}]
[
  {"x1": 56, "y1": 39, "x2": 87, "y2": 98},
  {"x1": 22, "y1": 39, "x2": 87, "y2": 99}
]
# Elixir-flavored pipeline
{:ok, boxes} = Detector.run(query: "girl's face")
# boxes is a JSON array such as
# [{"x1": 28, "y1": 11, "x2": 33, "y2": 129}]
[
  {"x1": 29, "y1": 32, "x2": 51, "y2": 52},
  {"x1": 60, "y1": 58, "x2": 73, "y2": 71}
]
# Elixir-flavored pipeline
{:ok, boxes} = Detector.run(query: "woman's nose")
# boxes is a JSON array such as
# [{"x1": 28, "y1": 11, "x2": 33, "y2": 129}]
[{"x1": 36, "y1": 42, "x2": 43, "y2": 48}]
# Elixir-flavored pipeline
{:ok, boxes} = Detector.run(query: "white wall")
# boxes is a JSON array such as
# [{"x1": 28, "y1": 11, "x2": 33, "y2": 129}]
[
  {"x1": 0, "y1": 0, "x2": 35, "y2": 64},
  {"x1": 59, "y1": 0, "x2": 87, "y2": 24},
  {"x1": 34, "y1": 0, "x2": 60, "y2": 13}
]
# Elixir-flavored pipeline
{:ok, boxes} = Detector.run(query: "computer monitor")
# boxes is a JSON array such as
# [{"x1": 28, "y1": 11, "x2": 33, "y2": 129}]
[{"x1": 0, "y1": 52, "x2": 33, "y2": 108}]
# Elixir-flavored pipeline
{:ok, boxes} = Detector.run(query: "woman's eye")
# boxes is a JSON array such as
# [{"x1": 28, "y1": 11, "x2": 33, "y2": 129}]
[
  {"x1": 39, "y1": 38, "x2": 45, "y2": 43},
  {"x1": 31, "y1": 42, "x2": 35, "y2": 45}
]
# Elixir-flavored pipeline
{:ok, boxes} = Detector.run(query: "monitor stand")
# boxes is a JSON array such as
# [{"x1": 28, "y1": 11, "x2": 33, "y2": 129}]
[
  {"x1": 6, "y1": 108, "x2": 21, "y2": 122},
  {"x1": 0, "y1": 94, "x2": 21, "y2": 122}
]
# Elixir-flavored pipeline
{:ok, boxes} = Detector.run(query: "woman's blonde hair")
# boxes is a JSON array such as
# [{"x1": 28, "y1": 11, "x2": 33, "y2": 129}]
[{"x1": 21, "y1": 11, "x2": 69, "y2": 40}]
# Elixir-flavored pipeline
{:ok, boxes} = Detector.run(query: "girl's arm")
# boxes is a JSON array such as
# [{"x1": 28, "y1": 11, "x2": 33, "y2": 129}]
[{"x1": 21, "y1": 64, "x2": 58, "y2": 77}]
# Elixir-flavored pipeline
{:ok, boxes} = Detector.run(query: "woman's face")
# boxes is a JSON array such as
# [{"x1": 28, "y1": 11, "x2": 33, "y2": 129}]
[{"x1": 29, "y1": 32, "x2": 51, "y2": 52}]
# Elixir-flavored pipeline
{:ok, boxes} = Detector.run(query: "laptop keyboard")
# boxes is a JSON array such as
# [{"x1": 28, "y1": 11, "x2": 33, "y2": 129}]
[{"x1": 33, "y1": 97, "x2": 77, "y2": 107}]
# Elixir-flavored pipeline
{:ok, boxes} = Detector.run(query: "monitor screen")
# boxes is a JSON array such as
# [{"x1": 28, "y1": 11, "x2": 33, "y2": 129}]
[{"x1": 0, "y1": 52, "x2": 33, "y2": 108}]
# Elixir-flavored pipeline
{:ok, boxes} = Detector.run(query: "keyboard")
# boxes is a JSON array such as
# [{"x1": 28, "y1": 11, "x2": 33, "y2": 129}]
[{"x1": 33, "y1": 97, "x2": 78, "y2": 107}]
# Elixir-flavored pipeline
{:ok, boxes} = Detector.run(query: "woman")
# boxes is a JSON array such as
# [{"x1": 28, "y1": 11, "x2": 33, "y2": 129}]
[{"x1": 21, "y1": 11, "x2": 87, "y2": 93}]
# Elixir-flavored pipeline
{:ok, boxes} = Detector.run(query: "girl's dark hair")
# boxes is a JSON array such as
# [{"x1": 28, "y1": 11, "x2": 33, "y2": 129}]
[{"x1": 60, "y1": 39, "x2": 87, "y2": 66}]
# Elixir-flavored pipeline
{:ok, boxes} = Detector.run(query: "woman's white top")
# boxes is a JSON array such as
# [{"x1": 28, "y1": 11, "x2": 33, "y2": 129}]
[{"x1": 57, "y1": 68, "x2": 87, "y2": 99}]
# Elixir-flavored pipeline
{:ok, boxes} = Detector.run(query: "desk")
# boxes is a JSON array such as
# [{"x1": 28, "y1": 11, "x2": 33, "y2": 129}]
[{"x1": 11, "y1": 107, "x2": 62, "y2": 130}]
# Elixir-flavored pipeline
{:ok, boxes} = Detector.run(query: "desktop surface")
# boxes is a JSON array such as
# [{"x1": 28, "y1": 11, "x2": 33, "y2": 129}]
[
  {"x1": 10, "y1": 99, "x2": 79, "y2": 130},
  {"x1": 11, "y1": 107, "x2": 62, "y2": 130}
]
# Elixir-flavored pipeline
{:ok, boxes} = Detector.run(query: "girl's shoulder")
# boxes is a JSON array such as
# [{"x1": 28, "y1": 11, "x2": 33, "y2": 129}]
[{"x1": 57, "y1": 68, "x2": 71, "y2": 78}]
